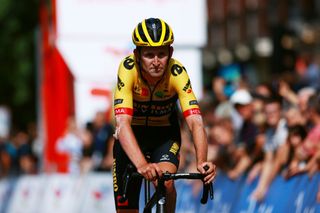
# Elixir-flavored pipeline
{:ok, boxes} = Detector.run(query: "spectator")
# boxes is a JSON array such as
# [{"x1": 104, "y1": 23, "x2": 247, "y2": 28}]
[
  {"x1": 0, "y1": 142, "x2": 12, "y2": 178},
  {"x1": 296, "y1": 87, "x2": 316, "y2": 126},
  {"x1": 85, "y1": 111, "x2": 114, "y2": 171},
  {"x1": 14, "y1": 131, "x2": 37, "y2": 175},
  {"x1": 284, "y1": 105, "x2": 305, "y2": 128},
  {"x1": 79, "y1": 128, "x2": 94, "y2": 174},
  {"x1": 227, "y1": 89, "x2": 260, "y2": 180},
  {"x1": 56, "y1": 117, "x2": 83, "y2": 175},
  {"x1": 295, "y1": 51, "x2": 320, "y2": 91},
  {"x1": 208, "y1": 118, "x2": 235, "y2": 173},
  {"x1": 250, "y1": 96, "x2": 288, "y2": 201},
  {"x1": 279, "y1": 81, "x2": 316, "y2": 126},
  {"x1": 280, "y1": 125, "x2": 308, "y2": 179},
  {"x1": 294, "y1": 94, "x2": 320, "y2": 177},
  {"x1": 0, "y1": 138, "x2": 19, "y2": 177}
]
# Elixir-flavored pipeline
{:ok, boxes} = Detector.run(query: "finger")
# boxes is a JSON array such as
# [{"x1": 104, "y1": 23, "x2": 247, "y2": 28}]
[
  {"x1": 205, "y1": 165, "x2": 217, "y2": 181},
  {"x1": 198, "y1": 163, "x2": 208, "y2": 174},
  {"x1": 204, "y1": 173, "x2": 215, "y2": 184},
  {"x1": 205, "y1": 164, "x2": 215, "y2": 177},
  {"x1": 153, "y1": 163, "x2": 163, "y2": 177},
  {"x1": 146, "y1": 171, "x2": 154, "y2": 181},
  {"x1": 150, "y1": 168, "x2": 158, "y2": 179},
  {"x1": 204, "y1": 163, "x2": 216, "y2": 174}
]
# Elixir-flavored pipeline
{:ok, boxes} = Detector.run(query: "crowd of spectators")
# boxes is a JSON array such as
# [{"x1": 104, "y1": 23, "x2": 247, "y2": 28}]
[
  {"x1": 179, "y1": 50, "x2": 320, "y2": 203},
  {"x1": 0, "y1": 111, "x2": 115, "y2": 178},
  {"x1": 0, "y1": 51, "x2": 319, "y2": 203}
]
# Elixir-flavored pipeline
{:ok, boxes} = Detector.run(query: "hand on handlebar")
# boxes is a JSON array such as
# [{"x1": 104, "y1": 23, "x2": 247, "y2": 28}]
[
  {"x1": 121, "y1": 164, "x2": 214, "y2": 205},
  {"x1": 197, "y1": 162, "x2": 216, "y2": 185},
  {"x1": 137, "y1": 163, "x2": 163, "y2": 181}
]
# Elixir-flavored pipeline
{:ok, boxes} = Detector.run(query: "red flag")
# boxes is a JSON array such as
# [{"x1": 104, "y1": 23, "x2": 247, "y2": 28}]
[{"x1": 39, "y1": 0, "x2": 74, "y2": 173}]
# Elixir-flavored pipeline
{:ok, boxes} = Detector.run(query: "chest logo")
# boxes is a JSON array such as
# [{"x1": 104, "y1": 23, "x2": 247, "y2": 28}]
[
  {"x1": 155, "y1": 91, "x2": 165, "y2": 98},
  {"x1": 134, "y1": 85, "x2": 149, "y2": 96}
]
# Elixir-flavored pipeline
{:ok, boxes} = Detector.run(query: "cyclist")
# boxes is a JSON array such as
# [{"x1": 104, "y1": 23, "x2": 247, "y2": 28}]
[{"x1": 113, "y1": 18, "x2": 216, "y2": 213}]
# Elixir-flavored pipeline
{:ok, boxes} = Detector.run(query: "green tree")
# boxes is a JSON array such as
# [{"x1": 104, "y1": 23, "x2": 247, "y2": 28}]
[{"x1": 0, "y1": 0, "x2": 40, "y2": 131}]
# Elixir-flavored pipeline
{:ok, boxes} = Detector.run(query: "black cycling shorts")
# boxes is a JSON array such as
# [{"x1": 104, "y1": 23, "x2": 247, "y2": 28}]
[{"x1": 112, "y1": 134, "x2": 181, "y2": 210}]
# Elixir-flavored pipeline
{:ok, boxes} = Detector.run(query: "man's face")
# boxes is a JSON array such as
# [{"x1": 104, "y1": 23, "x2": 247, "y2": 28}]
[
  {"x1": 235, "y1": 104, "x2": 253, "y2": 120},
  {"x1": 264, "y1": 102, "x2": 281, "y2": 127},
  {"x1": 137, "y1": 46, "x2": 172, "y2": 79}
]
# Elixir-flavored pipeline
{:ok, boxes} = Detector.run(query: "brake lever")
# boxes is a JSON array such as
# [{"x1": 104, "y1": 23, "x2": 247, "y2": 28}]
[
  {"x1": 210, "y1": 182, "x2": 214, "y2": 200},
  {"x1": 200, "y1": 165, "x2": 214, "y2": 204},
  {"x1": 200, "y1": 184, "x2": 209, "y2": 204}
]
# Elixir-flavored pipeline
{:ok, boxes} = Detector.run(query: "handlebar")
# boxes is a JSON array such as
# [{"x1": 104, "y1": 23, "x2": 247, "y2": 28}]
[{"x1": 119, "y1": 165, "x2": 214, "y2": 204}]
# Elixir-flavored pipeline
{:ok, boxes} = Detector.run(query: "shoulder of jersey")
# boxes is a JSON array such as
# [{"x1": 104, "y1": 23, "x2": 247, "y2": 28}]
[
  {"x1": 169, "y1": 58, "x2": 187, "y2": 77},
  {"x1": 120, "y1": 54, "x2": 136, "y2": 71}
]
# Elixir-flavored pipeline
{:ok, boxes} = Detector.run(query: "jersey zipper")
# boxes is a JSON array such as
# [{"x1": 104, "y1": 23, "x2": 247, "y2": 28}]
[
  {"x1": 145, "y1": 80, "x2": 161, "y2": 127},
  {"x1": 138, "y1": 64, "x2": 166, "y2": 127}
]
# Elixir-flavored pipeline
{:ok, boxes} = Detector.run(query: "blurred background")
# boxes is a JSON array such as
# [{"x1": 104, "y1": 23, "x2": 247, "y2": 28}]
[{"x1": 0, "y1": 0, "x2": 319, "y2": 212}]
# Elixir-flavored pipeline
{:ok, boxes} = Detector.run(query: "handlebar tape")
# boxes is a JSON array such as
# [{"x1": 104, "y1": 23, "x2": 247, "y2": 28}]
[{"x1": 200, "y1": 165, "x2": 214, "y2": 204}]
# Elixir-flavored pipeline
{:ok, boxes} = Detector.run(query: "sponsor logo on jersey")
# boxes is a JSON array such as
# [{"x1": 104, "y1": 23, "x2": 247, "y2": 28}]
[
  {"x1": 160, "y1": 154, "x2": 170, "y2": 161},
  {"x1": 112, "y1": 159, "x2": 118, "y2": 192},
  {"x1": 134, "y1": 85, "x2": 149, "y2": 96},
  {"x1": 133, "y1": 99, "x2": 176, "y2": 116},
  {"x1": 183, "y1": 108, "x2": 201, "y2": 117},
  {"x1": 154, "y1": 91, "x2": 168, "y2": 98},
  {"x1": 141, "y1": 88, "x2": 149, "y2": 96},
  {"x1": 114, "y1": 99, "x2": 123, "y2": 105},
  {"x1": 155, "y1": 91, "x2": 165, "y2": 98},
  {"x1": 171, "y1": 64, "x2": 186, "y2": 76},
  {"x1": 133, "y1": 85, "x2": 141, "y2": 95},
  {"x1": 169, "y1": 142, "x2": 180, "y2": 155},
  {"x1": 117, "y1": 195, "x2": 128, "y2": 206},
  {"x1": 189, "y1": 100, "x2": 198, "y2": 106},
  {"x1": 155, "y1": 90, "x2": 171, "y2": 98},
  {"x1": 114, "y1": 107, "x2": 133, "y2": 115},
  {"x1": 123, "y1": 56, "x2": 134, "y2": 70},
  {"x1": 183, "y1": 79, "x2": 192, "y2": 93},
  {"x1": 117, "y1": 76, "x2": 125, "y2": 91}
]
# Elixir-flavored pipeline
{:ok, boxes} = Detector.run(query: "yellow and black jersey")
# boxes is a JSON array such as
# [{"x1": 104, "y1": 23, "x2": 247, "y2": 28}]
[{"x1": 114, "y1": 54, "x2": 201, "y2": 127}]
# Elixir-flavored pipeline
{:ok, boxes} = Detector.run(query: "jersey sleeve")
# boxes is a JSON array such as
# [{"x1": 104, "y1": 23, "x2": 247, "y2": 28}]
[
  {"x1": 170, "y1": 60, "x2": 201, "y2": 118},
  {"x1": 113, "y1": 56, "x2": 135, "y2": 116}
]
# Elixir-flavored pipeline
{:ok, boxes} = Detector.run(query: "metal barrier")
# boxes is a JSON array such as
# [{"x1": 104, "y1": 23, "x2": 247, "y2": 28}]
[{"x1": 0, "y1": 172, "x2": 319, "y2": 213}]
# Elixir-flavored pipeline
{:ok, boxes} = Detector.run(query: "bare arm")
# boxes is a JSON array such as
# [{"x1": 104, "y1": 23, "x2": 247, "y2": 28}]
[
  {"x1": 185, "y1": 114, "x2": 216, "y2": 184},
  {"x1": 185, "y1": 114, "x2": 207, "y2": 164},
  {"x1": 212, "y1": 77, "x2": 228, "y2": 102},
  {"x1": 278, "y1": 81, "x2": 298, "y2": 105},
  {"x1": 270, "y1": 144, "x2": 289, "y2": 179},
  {"x1": 115, "y1": 114, "x2": 162, "y2": 180},
  {"x1": 228, "y1": 150, "x2": 252, "y2": 180},
  {"x1": 305, "y1": 148, "x2": 320, "y2": 177},
  {"x1": 251, "y1": 151, "x2": 274, "y2": 201}
]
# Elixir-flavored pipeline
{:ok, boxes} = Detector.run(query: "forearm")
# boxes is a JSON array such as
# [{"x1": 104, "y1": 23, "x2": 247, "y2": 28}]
[
  {"x1": 116, "y1": 116, "x2": 147, "y2": 168},
  {"x1": 306, "y1": 149, "x2": 320, "y2": 170},
  {"x1": 256, "y1": 157, "x2": 273, "y2": 189},
  {"x1": 232, "y1": 155, "x2": 251, "y2": 175},
  {"x1": 282, "y1": 91, "x2": 298, "y2": 105},
  {"x1": 270, "y1": 145, "x2": 288, "y2": 179},
  {"x1": 186, "y1": 115, "x2": 208, "y2": 164}
]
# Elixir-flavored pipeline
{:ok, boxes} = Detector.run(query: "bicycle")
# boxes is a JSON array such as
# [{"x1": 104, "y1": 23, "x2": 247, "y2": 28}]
[{"x1": 119, "y1": 164, "x2": 214, "y2": 213}]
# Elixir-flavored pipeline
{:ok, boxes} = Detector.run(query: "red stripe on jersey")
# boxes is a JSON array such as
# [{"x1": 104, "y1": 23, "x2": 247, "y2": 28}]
[
  {"x1": 114, "y1": 107, "x2": 133, "y2": 116},
  {"x1": 183, "y1": 108, "x2": 201, "y2": 117}
]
